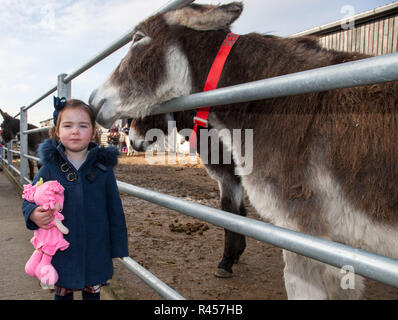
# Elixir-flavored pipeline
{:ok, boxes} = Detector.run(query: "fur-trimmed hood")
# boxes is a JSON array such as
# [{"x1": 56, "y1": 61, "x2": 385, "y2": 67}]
[{"x1": 38, "y1": 138, "x2": 119, "y2": 167}]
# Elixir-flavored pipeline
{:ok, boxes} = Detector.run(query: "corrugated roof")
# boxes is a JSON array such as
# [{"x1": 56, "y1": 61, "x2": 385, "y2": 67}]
[{"x1": 290, "y1": 1, "x2": 398, "y2": 37}]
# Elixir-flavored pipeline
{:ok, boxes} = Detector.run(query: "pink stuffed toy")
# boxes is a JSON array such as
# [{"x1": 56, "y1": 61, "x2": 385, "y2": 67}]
[{"x1": 23, "y1": 178, "x2": 69, "y2": 289}]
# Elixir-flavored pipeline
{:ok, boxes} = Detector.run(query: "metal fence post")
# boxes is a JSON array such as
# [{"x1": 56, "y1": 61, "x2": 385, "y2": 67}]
[
  {"x1": 57, "y1": 73, "x2": 71, "y2": 99},
  {"x1": 0, "y1": 143, "x2": 3, "y2": 165},
  {"x1": 3, "y1": 144, "x2": 6, "y2": 165},
  {"x1": 19, "y1": 106, "x2": 28, "y2": 185},
  {"x1": 7, "y1": 141, "x2": 12, "y2": 170}
]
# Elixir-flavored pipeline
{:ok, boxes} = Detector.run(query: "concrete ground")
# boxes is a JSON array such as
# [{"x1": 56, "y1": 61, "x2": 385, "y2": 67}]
[{"x1": 0, "y1": 169, "x2": 115, "y2": 300}]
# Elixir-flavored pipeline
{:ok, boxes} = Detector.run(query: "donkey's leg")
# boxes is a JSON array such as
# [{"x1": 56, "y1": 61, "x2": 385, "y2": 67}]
[
  {"x1": 36, "y1": 161, "x2": 42, "y2": 178},
  {"x1": 322, "y1": 263, "x2": 365, "y2": 299},
  {"x1": 199, "y1": 130, "x2": 246, "y2": 278},
  {"x1": 28, "y1": 159, "x2": 34, "y2": 181},
  {"x1": 126, "y1": 137, "x2": 133, "y2": 156},
  {"x1": 206, "y1": 164, "x2": 246, "y2": 278},
  {"x1": 283, "y1": 250, "x2": 329, "y2": 299},
  {"x1": 283, "y1": 250, "x2": 364, "y2": 299}
]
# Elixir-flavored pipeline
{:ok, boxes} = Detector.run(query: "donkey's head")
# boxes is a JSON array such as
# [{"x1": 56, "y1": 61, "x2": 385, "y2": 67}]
[
  {"x1": 0, "y1": 109, "x2": 20, "y2": 143},
  {"x1": 89, "y1": 2, "x2": 243, "y2": 128}
]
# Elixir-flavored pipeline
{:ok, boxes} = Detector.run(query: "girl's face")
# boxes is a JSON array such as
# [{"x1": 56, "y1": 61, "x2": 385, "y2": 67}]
[{"x1": 57, "y1": 108, "x2": 95, "y2": 153}]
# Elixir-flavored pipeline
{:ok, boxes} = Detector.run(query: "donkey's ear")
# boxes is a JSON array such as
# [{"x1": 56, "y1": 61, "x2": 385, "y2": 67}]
[
  {"x1": 164, "y1": 2, "x2": 243, "y2": 31},
  {"x1": 0, "y1": 108, "x2": 8, "y2": 118}
]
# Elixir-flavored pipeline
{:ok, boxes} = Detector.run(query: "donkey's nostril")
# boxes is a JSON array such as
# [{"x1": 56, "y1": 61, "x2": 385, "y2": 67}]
[{"x1": 88, "y1": 89, "x2": 98, "y2": 106}]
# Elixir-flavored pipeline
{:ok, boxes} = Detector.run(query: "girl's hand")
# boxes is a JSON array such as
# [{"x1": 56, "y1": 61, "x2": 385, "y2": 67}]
[{"x1": 30, "y1": 206, "x2": 54, "y2": 229}]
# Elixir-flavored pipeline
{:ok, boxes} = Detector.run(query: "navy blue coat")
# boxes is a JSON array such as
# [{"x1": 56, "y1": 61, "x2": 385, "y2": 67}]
[{"x1": 22, "y1": 139, "x2": 129, "y2": 289}]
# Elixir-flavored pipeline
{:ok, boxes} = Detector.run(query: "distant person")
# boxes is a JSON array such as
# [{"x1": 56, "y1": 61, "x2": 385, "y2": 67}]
[{"x1": 107, "y1": 128, "x2": 120, "y2": 150}]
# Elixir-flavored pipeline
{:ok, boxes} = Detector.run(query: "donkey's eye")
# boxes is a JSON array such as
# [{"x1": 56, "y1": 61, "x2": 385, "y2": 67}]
[{"x1": 132, "y1": 31, "x2": 145, "y2": 44}]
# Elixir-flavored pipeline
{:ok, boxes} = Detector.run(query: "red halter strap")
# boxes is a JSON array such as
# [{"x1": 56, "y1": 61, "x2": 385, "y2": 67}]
[{"x1": 189, "y1": 32, "x2": 240, "y2": 152}]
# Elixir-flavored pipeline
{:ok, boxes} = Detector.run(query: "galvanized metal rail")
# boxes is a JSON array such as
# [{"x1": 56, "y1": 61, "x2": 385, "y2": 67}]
[
  {"x1": 117, "y1": 181, "x2": 398, "y2": 288},
  {"x1": 118, "y1": 257, "x2": 186, "y2": 300},
  {"x1": 151, "y1": 51, "x2": 398, "y2": 114}
]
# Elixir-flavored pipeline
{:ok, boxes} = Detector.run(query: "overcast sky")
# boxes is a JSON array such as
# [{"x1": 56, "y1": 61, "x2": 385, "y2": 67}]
[{"x1": 0, "y1": 0, "x2": 394, "y2": 125}]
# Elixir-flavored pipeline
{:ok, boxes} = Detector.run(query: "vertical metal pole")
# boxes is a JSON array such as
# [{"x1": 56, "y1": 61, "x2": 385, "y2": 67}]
[
  {"x1": 20, "y1": 106, "x2": 28, "y2": 185},
  {"x1": 0, "y1": 143, "x2": 3, "y2": 167},
  {"x1": 57, "y1": 73, "x2": 71, "y2": 99},
  {"x1": 3, "y1": 144, "x2": 6, "y2": 165},
  {"x1": 7, "y1": 141, "x2": 12, "y2": 170}
]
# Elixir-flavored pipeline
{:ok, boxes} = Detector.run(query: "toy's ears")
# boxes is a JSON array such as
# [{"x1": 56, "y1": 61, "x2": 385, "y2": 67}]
[
  {"x1": 0, "y1": 108, "x2": 9, "y2": 118},
  {"x1": 22, "y1": 183, "x2": 36, "y2": 202},
  {"x1": 36, "y1": 177, "x2": 44, "y2": 186}
]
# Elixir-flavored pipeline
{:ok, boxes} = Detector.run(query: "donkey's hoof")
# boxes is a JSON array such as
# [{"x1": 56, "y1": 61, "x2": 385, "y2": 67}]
[{"x1": 214, "y1": 268, "x2": 233, "y2": 278}]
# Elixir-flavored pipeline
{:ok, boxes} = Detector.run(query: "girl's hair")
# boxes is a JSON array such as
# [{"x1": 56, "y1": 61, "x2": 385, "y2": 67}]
[{"x1": 50, "y1": 99, "x2": 100, "y2": 144}]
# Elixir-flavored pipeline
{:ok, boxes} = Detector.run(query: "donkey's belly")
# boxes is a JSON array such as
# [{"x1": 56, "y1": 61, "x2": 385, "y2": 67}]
[
  {"x1": 239, "y1": 174, "x2": 293, "y2": 227},
  {"x1": 241, "y1": 162, "x2": 398, "y2": 259},
  {"x1": 310, "y1": 165, "x2": 398, "y2": 259}
]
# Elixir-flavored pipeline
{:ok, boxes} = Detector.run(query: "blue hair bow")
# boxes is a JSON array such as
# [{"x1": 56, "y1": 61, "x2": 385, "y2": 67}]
[{"x1": 53, "y1": 96, "x2": 67, "y2": 125}]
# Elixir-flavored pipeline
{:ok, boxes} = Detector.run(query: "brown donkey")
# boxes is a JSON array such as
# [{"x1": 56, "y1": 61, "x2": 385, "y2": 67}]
[
  {"x1": 89, "y1": 2, "x2": 398, "y2": 299},
  {"x1": 0, "y1": 109, "x2": 48, "y2": 180}
]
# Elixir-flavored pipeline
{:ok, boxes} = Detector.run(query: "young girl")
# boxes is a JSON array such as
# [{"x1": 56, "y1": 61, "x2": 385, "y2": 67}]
[{"x1": 22, "y1": 99, "x2": 129, "y2": 300}]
